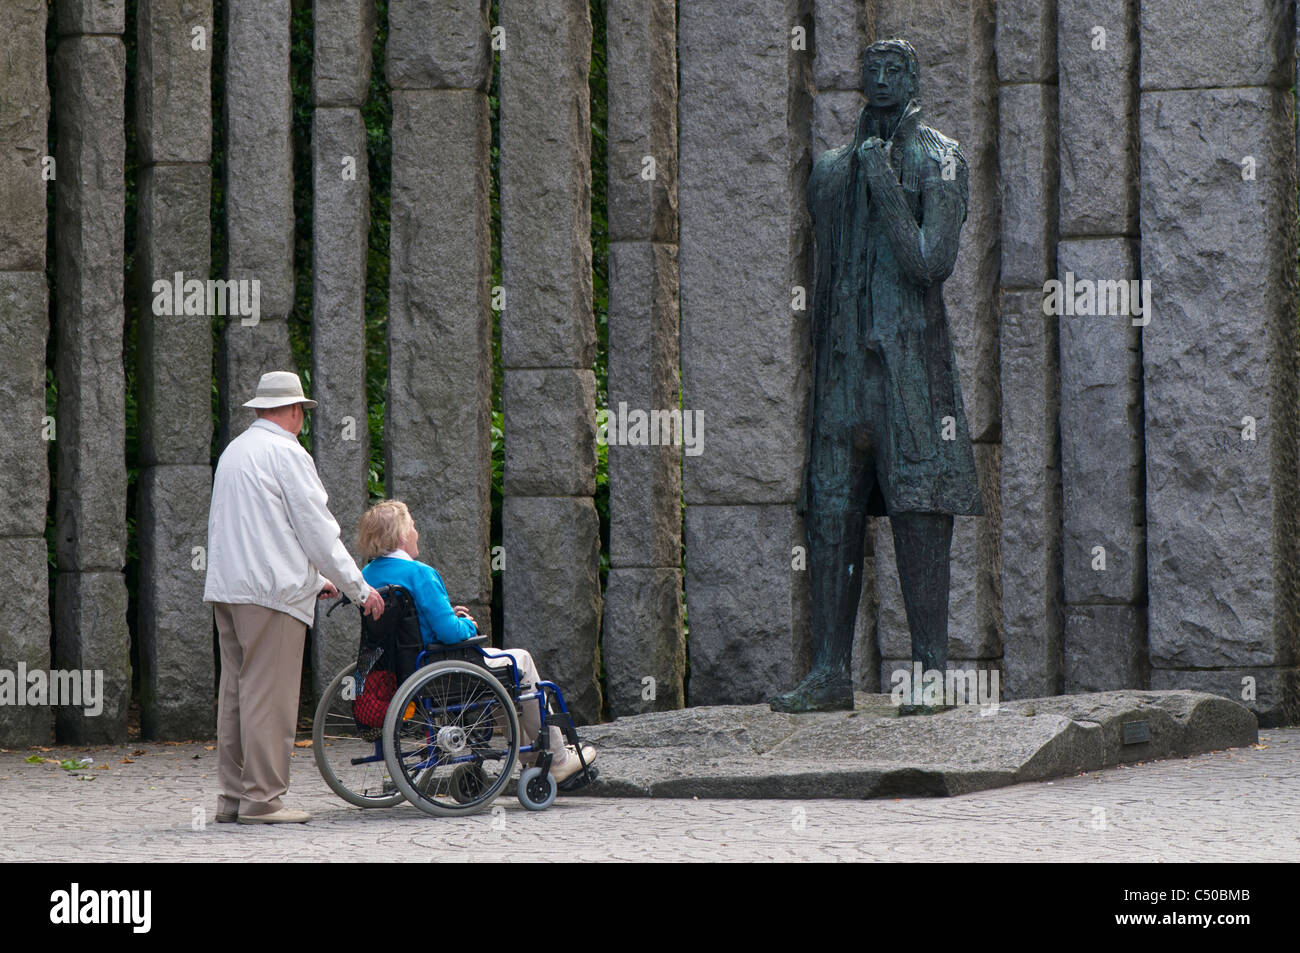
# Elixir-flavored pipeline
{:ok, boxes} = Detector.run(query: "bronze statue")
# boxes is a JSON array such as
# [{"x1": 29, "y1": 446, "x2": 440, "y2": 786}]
[{"x1": 772, "y1": 38, "x2": 982, "y2": 713}]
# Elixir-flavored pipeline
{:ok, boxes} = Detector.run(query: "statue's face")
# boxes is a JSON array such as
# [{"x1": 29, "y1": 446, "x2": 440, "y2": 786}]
[{"x1": 862, "y1": 52, "x2": 914, "y2": 109}]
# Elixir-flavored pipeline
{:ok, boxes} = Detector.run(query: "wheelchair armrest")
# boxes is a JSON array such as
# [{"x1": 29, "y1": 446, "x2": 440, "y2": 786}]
[{"x1": 424, "y1": 634, "x2": 489, "y2": 654}]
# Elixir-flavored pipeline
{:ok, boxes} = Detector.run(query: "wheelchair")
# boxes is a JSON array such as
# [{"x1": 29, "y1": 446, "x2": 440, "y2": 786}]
[{"x1": 313, "y1": 584, "x2": 597, "y2": 817}]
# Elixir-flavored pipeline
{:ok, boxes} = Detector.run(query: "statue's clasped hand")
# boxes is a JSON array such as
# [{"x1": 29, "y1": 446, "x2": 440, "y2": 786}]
[{"x1": 857, "y1": 136, "x2": 892, "y2": 180}]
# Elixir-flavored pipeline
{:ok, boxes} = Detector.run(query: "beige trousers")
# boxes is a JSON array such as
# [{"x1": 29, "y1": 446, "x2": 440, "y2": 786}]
[
  {"x1": 214, "y1": 602, "x2": 307, "y2": 817},
  {"x1": 486, "y1": 648, "x2": 570, "y2": 767}
]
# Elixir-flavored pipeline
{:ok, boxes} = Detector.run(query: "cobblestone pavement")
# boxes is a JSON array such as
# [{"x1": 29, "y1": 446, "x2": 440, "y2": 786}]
[{"x1": 1, "y1": 730, "x2": 1296, "y2": 862}]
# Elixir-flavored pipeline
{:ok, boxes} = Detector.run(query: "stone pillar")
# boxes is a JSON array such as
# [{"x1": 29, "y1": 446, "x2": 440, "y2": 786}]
[
  {"x1": 0, "y1": 0, "x2": 51, "y2": 746},
  {"x1": 311, "y1": 0, "x2": 375, "y2": 695},
  {"x1": 811, "y1": 0, "x2": 869, "y2": 157},
  {"x1": 602, "y1": 0, "x2": 684, "y2": 716},
  {"x1": 679, "y1": 1, "x2": 812, "y2": 705},
  {"x1": 385, "y1": 0, "x2": 495, "y2": 645},
  {"x1": 872, "y1": 1, "x2": 1002, "y2": 692},
  {"x1": 219, "y1": 0, "x2": 296, "y2": 444},
  {"x1": 499, "y1": 0, "x2": 602, "y2": 722},
  {"x1": 1057, "y1": 0, "x2": 1145, "y2": 696},
  {"x1": 994, "y1": 0, "x2": 1062, "y2": 700},
  {"x1": 53, "y1": 4, "x2": 130, "y2": 742},
  {"x1": 1139, "y1": 0, "x2": 1300, "y2": 727},
  {"x1": 136, "y1": 0, "x2": 216, "y2": 738}
]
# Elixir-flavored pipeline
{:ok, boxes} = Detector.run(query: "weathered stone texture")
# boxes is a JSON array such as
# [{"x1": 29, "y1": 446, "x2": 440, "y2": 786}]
[
  {"x1": 138, "y1": 163, "x2": 213, "y2": 467},
  {"x1": 603, "y1": 568, "x2": 685, "y2": 715},
  {"x1": 811, "y1": 89, "x2": 863, "y2": 160},
  {"x1": 607, "y1": 241, "x2": 681, "y2": 569},
  {"x1": 311, "y1": 107, "x2": 370, "y2": 540},
  {"x1": 57, "y1": 0, "x2": 126, "y2": 36},
  {"x1": 502, "y1": 497, "x2": 603, "y2": 724},
  {"x1": 0, "y1": 0, "x2": 49, "y2": 272},
  {"x1": 678, "y1": 0, "x2": 810, "y2": 504},
  {"x1": 137, "y1": 465, "x2": 214, "y2": 740},
  {"x1": 137, "y1": 0, "x2": 213, "y2": 165},
  {"x1": 54, "y1": 571, "x2": 130, "y2": 744},
  {"x1": 973, "y1": 440, "x2": 1003, "y2": 659},
  {"x1": 1140, "y1": 86, "x2": 1299, "y2": 670},
  {"x1": 225, "y1": 0, "x2": 295, "y2": 319},
  {"x1": 217, "y1": 318, "x2": 295, "y2": 443},
  {"x1": 1056, "y1": 239, "x2": 1144, "y2": 606},
  {"x1": 1057, "y1": 0, "x2": 1137, "y2": 236},
  {"x1": 311, "y1": 105, "x2": 372, "y2": 697},
  {"x1": 499, "y1": 0, "x2": 594, "y2": 369},
  {"x1": 995, "y1": 0, "x2": 1057, "y2": 83},
  {"x1": 1151, "y1": 668, "x2": 1298, "y2": 729},
  {"x1": 998, "y1": 83, "x2": 1058, "y2": 288},
  {"x1": 386, "y1": 88, "x2": 493, "y2": 607},
  {"x1": 1000, "y1": 290, "x2": 1063, "y2": 699},
  {"x1": 386, "y1": 0, "x2": 490, "y2": 92},
  {"x1": 813, "y1": 0, "x2": 867, "y2": 91},
  {"x1": 607, "y1": 0, "x2": 677, "y2": 243},
  {"x1": 0, "y1": 273, "x2": 50, "y2": 537},
  {"x1": 498, "y1": 0, "x2": 601, "y2": 725},
  {"x1": 1065, "y1": 604, "x2": 1146, "y2": 694},
  {"x1": 499, "y1": 0, "x2": 595, "y2": 369},
  {"x1": 0, "y1": 537, "x2": 53, "y2": 746},
  {"x1": 54, "y1": 36, "x2": 127, "y2": 574},
  {"x1": 1140, "y1": 0, "x2": 1291, "y2": 91},
  {"x1": 503, "y1": 369, "x2": 598, "y2": 498},
  {"x1": 315, "y1": 0, "x2": 376, "y2": 104},
  {"x1": 685, "y1": 505, "x2": 799, "y2": 706}
]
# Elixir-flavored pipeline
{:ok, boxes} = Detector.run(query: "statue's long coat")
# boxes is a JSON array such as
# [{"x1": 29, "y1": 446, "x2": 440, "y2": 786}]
[{"x1": 800, "y1": 101, "x2": 982, "y2": 517}]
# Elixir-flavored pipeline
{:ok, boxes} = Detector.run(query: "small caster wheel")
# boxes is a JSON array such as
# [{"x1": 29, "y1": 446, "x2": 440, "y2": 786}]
[
  {"x1": 517, "y1": 766, "x2": 558, "y2": 811},
  {"x1": 450, "y1": 763, "x2": 488, "y2": 804}
]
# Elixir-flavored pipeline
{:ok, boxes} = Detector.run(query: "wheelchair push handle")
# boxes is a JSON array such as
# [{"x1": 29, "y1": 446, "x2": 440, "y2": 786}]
[{"x1": 326, "y1": 583, "x2": 402, "y2": 618}]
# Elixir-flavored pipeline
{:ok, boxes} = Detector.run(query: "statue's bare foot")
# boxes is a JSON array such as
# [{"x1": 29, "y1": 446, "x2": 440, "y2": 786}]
[{"x1": 769, "y1": 671, "x2": 853, "y2": 712}]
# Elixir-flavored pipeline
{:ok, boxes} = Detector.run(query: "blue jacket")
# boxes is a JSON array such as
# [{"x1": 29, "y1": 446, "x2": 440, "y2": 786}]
[{"x1": 361, "y1": 556, "x2": 478, "y2": 645}]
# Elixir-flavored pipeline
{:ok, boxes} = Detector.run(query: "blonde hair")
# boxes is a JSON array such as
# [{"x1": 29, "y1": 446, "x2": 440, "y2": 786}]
[{"x1": 358, "y1": 500, "x2": 414, "y2": 560}]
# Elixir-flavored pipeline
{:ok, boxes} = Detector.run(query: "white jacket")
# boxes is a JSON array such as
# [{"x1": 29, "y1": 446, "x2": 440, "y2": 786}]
[{"x1": 204, "y1": 418, "x2": 372, "y2": 625}]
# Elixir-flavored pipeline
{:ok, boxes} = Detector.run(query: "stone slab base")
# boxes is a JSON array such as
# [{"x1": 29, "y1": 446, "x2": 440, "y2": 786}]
[{"x1": 569, "y1": 690, "x2": 1257, "y2": 799}]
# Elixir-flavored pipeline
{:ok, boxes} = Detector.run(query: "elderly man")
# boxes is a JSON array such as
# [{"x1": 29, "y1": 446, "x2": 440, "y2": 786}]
[{"x1": 204, "y1": 371, "x2": 385, "y2": 824}]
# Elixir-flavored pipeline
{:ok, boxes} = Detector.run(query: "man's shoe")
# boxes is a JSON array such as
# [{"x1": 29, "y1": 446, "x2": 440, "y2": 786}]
[
  {"x1": 769, "y1": 671, "x2": 854, "y2": 713},
  {"x1": 551, "y1": 745, "x2": 596, "y2": 786},
  {"x1": 237, "y1": 808, "x2": 312, "y2": 824},
  {"x1": 215, "y1": 811, "x2": 238, "y2": 823}
]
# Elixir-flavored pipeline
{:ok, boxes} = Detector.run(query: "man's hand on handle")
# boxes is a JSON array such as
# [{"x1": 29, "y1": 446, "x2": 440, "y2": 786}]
[
  {"x1": 318, "y1": 581, "x2": 339, "y2": 600},
  {"x1": 362, "y1": 589, "x2": 386, "y2": 620}
]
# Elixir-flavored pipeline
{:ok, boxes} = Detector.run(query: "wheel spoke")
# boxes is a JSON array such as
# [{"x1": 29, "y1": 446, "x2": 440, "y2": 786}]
[
  {"x1": 384, "y1": 661, "x2": 519, "y2": 817},
  {"x1": 314, "y1": 663, "x2": 404, "y2": 808}
]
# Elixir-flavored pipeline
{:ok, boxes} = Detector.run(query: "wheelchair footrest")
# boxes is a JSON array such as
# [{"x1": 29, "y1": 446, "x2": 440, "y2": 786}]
[{"x1": 557, "y1": 765, "x2": 598, "y2": 793}]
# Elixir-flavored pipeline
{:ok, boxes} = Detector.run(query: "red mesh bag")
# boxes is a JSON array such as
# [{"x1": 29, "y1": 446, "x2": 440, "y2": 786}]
[{"x1": 353, "y1": 670, "x2": 397, "y2": 729}]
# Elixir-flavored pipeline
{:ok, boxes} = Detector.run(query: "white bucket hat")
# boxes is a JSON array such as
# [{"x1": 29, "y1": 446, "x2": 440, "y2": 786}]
[{"x1": 242, "y1": 371, "x2": 318, "y2": 409}]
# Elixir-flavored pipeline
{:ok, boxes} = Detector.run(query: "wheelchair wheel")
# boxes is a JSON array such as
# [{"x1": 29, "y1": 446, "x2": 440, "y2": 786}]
[
  {"x1": 313, "y1": 662, "x2": 405, "y2": 808},
  {"x1": 517, "y1": 766, "x2": 558, "y2": 811},
  {"x1": 450, "y1": 763, "x2": 489, "y2": 804},
  {"x1": 383, "y1": 660, "x2": 519, "y2": 817}
]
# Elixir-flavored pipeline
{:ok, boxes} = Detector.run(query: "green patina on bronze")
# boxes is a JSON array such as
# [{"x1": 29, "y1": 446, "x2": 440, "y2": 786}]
[{"x1": 772, "y1": 38, "x2": 981, "y2": 714}]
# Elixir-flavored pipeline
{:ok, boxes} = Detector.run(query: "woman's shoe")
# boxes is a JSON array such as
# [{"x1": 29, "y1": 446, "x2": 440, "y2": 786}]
[{"x1": 551, "y1": 745, "x2": 596, "y2": 786}]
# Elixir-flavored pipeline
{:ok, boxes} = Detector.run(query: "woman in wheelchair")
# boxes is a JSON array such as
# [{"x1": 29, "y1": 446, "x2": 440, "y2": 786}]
[{"x1": 356, "y1": 500, "x2": 596, "y2": 787}]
